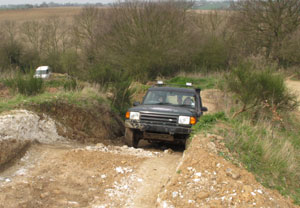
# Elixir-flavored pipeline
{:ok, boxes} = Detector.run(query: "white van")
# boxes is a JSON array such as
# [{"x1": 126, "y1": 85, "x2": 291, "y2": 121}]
[{"x1": 34, "y1": 66, "x2": 52, "y2": 79}]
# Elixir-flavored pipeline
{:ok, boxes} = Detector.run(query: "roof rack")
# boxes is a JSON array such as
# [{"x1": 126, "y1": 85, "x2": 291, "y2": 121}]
[{"x1": 155, "y1": 80, "x2": 194, "y2": 88}]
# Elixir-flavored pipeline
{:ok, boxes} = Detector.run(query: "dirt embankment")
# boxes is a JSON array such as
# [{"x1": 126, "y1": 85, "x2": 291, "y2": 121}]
[
  {"x1": 0, "y1": 98, "x2": 124, "y2": 170},
  {"x1": 157, "y1": 134, "x2": 296, "y2": 208},
  {"x1": 0, "y1": 139, "x2": 30, "y2": 169},
  {"x1": 0, "y1": 110, "x2": 65, "y2": 168},
  {"x1": 286, "y1": 79, "x2": 300, "y2": 111},
  {"x1": 29, "y1": 101, "x2": 124, "y2": 143}
]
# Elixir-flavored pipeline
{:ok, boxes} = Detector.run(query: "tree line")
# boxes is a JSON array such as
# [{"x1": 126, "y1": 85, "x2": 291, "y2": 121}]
[
  {"x1": 0, "y1": 0, "x2": 299, "y2": 85},
  {"x1": 0, "y1": 0, "x2": 299, "y2": 115}
]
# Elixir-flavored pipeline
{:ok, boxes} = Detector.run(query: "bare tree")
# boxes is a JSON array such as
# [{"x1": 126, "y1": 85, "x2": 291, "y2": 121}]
[
  {"x1": 0, "y1": 20, "x2": 18, "y2": 45},
  {"x1": 40, "y1": 17, "x2": 70, "y2": 56},
  {"x1": 232, "y1": 0, "x2": 300, "y2": 61},
  {"x1": 72, "y1": 6, "x2": 114, "y2": 65},
  {"x1": 102, "y1": 0, "x2": 194, "y2": 80},
  {"x1": 0, "y1": 21, "x2": 23, "y2": 70},
  {"x1": 21, "y1": 21, "x2": 42, "y2": 52}
]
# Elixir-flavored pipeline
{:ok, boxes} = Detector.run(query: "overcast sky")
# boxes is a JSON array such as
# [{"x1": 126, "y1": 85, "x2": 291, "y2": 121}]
[{"x1": 0, "y1": 0, "x2": 114, "y2": 5}]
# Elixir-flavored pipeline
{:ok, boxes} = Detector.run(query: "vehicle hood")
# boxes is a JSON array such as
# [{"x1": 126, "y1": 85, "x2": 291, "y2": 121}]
[{"x1": 128, "y1": 105, "x2": 196, "y2": 116}]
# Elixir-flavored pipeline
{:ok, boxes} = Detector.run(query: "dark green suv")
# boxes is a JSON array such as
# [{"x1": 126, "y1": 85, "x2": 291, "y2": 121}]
[{"x1": 124, "y1": 82, "x2": 208, "y2": 148}]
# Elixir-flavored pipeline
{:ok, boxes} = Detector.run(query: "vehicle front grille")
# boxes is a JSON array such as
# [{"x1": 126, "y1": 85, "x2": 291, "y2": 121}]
[{"x1": 140, "y1": 112, "x2": 178, "y2": 126}]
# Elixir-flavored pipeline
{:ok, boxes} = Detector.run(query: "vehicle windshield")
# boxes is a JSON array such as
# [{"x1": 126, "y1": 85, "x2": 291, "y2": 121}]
[
  {"x1": 143, "y1": 90, "x2": 196, "y2": 108},
  {"x1": 35, "y1": 70, "x2": 48, "y2": 75}
]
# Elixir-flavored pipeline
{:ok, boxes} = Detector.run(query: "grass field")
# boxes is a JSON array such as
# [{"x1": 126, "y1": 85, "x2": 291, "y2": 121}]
[
  {"x1": 0, "y1": 7, "x2": 226, "y2": 24},
  {"x1": 0, "y1": 7, "x2": 82, "y2": 23}
]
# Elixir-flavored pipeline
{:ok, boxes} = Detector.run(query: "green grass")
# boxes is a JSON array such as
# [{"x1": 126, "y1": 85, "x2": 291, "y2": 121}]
[
  {"x1": 192, "y1": 112, "x2": 227, "y2": 133},
  {"x1": 166, "y1": 76, "x2": 219, "y2": 90},
  {"x1": 44, "y1": 79, "x2": 66, "y2": 88},
  {"x1": 195, "y1": 114, "x2": 300, "y2": 205},
  {"x1": 0, "y1": 89, "x2": 107, "y2": 114},
  {"x1": 189, "y1": 101, "x2": 300, "y2": 205}
]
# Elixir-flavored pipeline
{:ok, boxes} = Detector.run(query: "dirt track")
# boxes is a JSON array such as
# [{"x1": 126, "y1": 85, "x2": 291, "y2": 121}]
[
  {"x1": 0, "y1": 86, "x2": 299, "y2": 207},
  {"x1": 0, "y1": 142, "x2": 181, "y2": 208},
  {"x1": 286, "y1": 80, "x2": 300, "y2": 110}
]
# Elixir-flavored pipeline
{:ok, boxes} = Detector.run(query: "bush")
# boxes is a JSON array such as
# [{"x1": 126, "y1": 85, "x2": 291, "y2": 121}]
[
  {"x1": 16, "y1": 74, "x2": 44, "y2": 96},
  {"x1": 87, "y1": 63, "x2": 134, "y2": 115},
  {"x1": 167, "y1": 76, "x2": 218, "y2": 90},
  {"x1": 110, "y1": 76, "x2": 134, "y2": 115},
  {"x1": 0, "y1": 39, "x2": 23, "y2": 71},
  {"x1": 3, "y1": 72, "x2": 44, "y2": 96},
  {"x1": 225, "y1": 63, "x2": 298, "y2": 119},
  {"x1": 88, "y1": 64, "x2": 118, "y2": 89},
  {"x1": 193, "y1": 37, "x2": 229, "y2": 71},
  {"x1": 63, "y1": 78, "x2": 78, "y2": 91},
  {"x1": 60, "y1": 50, "x2": 79, "y2": 75}
]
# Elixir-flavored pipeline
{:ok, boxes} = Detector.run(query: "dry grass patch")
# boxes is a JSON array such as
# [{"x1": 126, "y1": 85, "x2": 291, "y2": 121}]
[{"x1": 0, "y1": 7, "x2": 82, "y2": 23}]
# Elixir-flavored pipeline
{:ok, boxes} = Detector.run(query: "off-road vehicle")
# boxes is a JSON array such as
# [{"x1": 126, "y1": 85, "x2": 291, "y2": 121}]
[{"x1": 124, "y1": 81, "x2": 207, "y2": 148}]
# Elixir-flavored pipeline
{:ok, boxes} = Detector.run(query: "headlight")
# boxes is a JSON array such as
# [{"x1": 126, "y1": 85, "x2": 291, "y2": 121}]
[
  {"x1": 178, "y1": 116, "x2": 190, "y2": 125},
  {"x1": 130, "y1": 112, "x2": 140, "y2": 120}
]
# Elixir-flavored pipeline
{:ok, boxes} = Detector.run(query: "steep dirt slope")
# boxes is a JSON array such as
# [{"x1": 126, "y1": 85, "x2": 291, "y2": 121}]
[
  {"x1": 157, "y1": 135, "x2": 297, "y2": 208},
  {"x1": 286, "y1": 80, "x2": 300, "y2": 111}
]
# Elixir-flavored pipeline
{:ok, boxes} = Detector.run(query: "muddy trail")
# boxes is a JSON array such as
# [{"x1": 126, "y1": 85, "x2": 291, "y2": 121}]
[
  {"x1": 0, "y1": 107, "x2": 182, "y2": 208},
  {"x1": 0, "y1": 141, "x2": 182, "y2": 208},
  {"x1": 286, "y1": 79, "x2": 300, "y2": 111},
  {"x1": 0, "y1": 87, "x2": 299, "y2": 208}
]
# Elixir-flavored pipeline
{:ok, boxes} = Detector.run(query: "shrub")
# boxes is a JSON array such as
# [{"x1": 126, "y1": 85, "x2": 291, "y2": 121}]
[
  {"x1": 16, "y1": 74, "x2": 44, "y2": 96},
  {"x1": 167, "y1": 76, "x2": 218, "y2": 89},
  {"x1": 193, "y1": 37, "x2": 229, "y2": 71},
  {"x1": 87, "y1": 63, "x2": 134, "y2": 115},
  {"x1": 110, "y1": 77, "x2": 134, "y2": 115},
  {"x1": 3, "y1": 72, "x2": 44, "y2": 96},
  {"x1": 60, "y1": 50, "x2": 79, "y2": 75},
  {"x1": 63, "y1": 78, "x2": 77, "y2": 91},
  {"x1": 88, "y1": 64, "x2": 117, "y2": 89},
  {"x1": 225, "y1": 63, "x2": 298, "y2": 119}
]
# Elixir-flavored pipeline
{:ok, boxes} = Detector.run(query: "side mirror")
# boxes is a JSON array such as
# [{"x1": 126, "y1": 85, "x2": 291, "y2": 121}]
[
  {"x1": 133, "y1": 101, "x2": 140, "y2": 106},
  {"x1": 201, "y1": 107, "x2": 208, "y2": 112}
]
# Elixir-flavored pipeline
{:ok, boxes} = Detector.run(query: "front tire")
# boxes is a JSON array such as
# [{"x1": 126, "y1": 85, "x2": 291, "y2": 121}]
[{"x1": 125, "y1": 128, "x2": 139, "y2": 148}]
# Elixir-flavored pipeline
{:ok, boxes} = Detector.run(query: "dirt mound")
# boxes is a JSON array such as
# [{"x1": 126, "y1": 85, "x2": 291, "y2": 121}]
[
  {"x1": 286, "y1": 80, "x2": 300, "y2": 111},
  {"x1": 29, "y1": 101, "x2": 124, "y2": 143},
  {"x1": 0, "y1": 109, "x2": 67, "y2": 168},
  {"x1": 157, "y1": 135, "x2": 297, "y2": 208},
  {"x1": 0, "y1": 110, "x2": 65, "y2": 143},
  {"x1": 0, "y1": 139, "x2": 30, "y2": 168},
  {"x1": 0, "y1": 83, "x2": 10, "y2": 99},
  {"x1": 201, "y1": 89, "x2": 233, "y2": 114}
]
